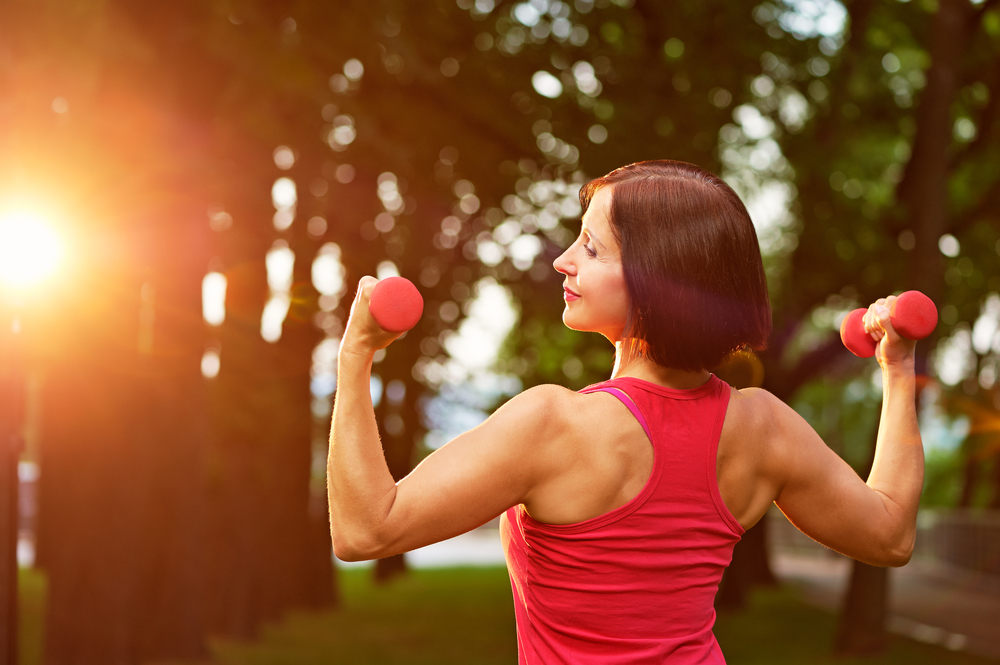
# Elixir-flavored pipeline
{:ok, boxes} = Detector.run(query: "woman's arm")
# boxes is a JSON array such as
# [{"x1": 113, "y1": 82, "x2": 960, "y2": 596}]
[
  {"x1": 769, "y1": 296, "x2": 924, "y2": 566},
  {"x1": 327, "y1": 277, "x2": 565, "y2": 561}
]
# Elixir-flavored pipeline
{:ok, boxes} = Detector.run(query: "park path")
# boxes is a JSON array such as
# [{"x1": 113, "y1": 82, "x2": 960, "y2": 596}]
[{"x1": 774, "y1": 550, "x2": 1000, "y2": 661}]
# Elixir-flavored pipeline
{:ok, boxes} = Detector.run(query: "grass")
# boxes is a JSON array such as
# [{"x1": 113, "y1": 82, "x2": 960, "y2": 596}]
[
  {"x1": 200, "y1": 567, "x2": 517, "y2": 665},
  {"x1": 18, "y1": 565, "x2": 998, "y2": 665},
  {"x1": 18, "y1": 567, "x2": 46, "y2": 665}
]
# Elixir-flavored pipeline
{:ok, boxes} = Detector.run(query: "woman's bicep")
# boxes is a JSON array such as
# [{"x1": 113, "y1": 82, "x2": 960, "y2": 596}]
[
  {"x1": 769, "y1": 397, "x2": 902, "y2": 566},
  {"x1": 363, "y1": 385, "x2": 564, "y2": 559}
]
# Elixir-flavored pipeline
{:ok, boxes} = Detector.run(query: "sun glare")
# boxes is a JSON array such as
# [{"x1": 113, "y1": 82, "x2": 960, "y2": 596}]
[{"x1": 0, "y1": 206, "x2": 64, "y2": 292}]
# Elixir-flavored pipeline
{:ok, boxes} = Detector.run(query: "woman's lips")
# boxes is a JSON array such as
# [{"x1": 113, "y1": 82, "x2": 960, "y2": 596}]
[{"x1": 563, "y1": 286, "x2": 581, "y2": 301}]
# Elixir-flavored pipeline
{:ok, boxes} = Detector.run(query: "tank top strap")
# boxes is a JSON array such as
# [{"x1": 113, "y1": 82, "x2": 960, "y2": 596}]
[{"x1": 578, "y1": 383, "x2": 653, "y2": 443}]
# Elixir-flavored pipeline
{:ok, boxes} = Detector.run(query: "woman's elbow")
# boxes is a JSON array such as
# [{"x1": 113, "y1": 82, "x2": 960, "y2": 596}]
[
  {"x1": 866, "y1": 498, "x2": 918, "y2": 567},
  {"x1": 870, "y1": 530, "x2": 915, "y2": 567},
  {"x1": 868, "y1": 549, "x2": 911, "y2": 568},
  {"x1": 331, "y1": 528, "x2": 380, "y2": 562},
  {"x1": 887, "y1": 552, "x2": 913, "y2": 567},
  {"x1": 332, "y1": 539, "x2": 364, "y2": 562},
  {"x1": 331, "y1": 523, "x2": 399, "y2": 562},
  {"x1": 883, "y1": 538, "x2": 915, "y2": 567}
]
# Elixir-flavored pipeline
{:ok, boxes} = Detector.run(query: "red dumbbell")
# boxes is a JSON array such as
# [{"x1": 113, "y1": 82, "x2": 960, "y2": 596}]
[
  {"x1": 368, "y1": 276, "x2": 424, "y2": 332},
  {"x1": 839, "y1": 290, "x2": 938, "y2": 358}
]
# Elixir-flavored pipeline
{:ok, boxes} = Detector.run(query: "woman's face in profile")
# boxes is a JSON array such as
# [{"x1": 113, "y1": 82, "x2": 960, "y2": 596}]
[{"x1": 552, "y1": 186, "x2": 629, "y2": 343}]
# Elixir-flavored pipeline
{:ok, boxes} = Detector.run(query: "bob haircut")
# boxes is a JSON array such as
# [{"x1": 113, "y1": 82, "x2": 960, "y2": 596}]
[{"x1": 579, "y1": 160, "x2": 771, "y2": 372}]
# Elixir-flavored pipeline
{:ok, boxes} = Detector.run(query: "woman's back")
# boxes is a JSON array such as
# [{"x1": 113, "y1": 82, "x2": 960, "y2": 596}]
[{"x1": 501, "y1": 375, "x2": 742, "y2": 664}]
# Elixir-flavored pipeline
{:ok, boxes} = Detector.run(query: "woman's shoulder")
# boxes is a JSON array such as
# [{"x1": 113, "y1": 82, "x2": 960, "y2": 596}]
[
  {"x1": 496, "y1": 384, "x2": 624, "y2": 438},
  {"x1": 723, "y1": 386, "x2": 812, "y2": 472},
  {"x1": 729, "y1": 385, "x2": 781, "y2": 408},
  {"x1": 488, "y1": 385, "x2": 613, "y2": 481},
  {"x1": 723, "y1": 386, "x2": 798, "y2": 447},
  {"x1": 731, "y1": 386, "x2": 802, "y2": 426},
  {"x1": 504, "y1": 383, "x2": 577, "y2": 409},
  {"x1": 491, "y1": 384, "x2": 577, "y2": 431}
]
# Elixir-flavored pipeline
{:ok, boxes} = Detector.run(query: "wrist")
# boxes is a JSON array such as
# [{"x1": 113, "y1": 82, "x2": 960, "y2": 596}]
[
  {"x1": 881, "y1": 358, "x2": 916, "y2": 376},
  {"x1": 338, "y1": 341, "x2": 376, "y2": 365},
  {"x1": 881, "y1": 362, "x2": 917, "y2": 392}
]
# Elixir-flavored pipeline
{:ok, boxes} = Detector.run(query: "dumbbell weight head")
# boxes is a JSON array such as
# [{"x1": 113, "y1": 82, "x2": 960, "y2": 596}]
[
  {"x1": 368, "y1": 276, "x2": 424, "y2": 333},
  {"x1": 892, "y1": 290, "x2": 938, "y2": 340},
  {"x1": 840, "y1": 308, "x2": 877, "y2": 358}
]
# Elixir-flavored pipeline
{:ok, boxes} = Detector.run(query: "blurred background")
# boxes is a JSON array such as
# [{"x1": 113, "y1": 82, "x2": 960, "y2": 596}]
[{"x1": 1, "y1": 0, "x2": 999, "y2": 663}]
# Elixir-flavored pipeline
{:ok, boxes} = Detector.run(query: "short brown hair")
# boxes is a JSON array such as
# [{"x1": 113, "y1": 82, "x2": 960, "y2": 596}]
[{"x1": 580, "y1": 160, "x2": 771, "y2": 371}]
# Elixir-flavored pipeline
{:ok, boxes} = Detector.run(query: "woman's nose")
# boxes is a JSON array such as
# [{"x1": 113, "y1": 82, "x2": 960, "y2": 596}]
[{"x1": 552, "y1": 247, "x2": 574, "y2": 275}]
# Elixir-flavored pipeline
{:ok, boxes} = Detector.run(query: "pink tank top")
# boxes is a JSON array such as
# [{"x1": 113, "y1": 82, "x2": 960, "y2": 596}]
[{"x1": 499, "y1": 375, "x2": 743, "y2": 664}]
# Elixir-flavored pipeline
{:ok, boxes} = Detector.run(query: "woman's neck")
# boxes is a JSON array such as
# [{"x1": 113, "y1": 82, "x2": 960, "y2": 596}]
[{"x1": 611, "y1": 342, "x2": 711, "y2": 389}]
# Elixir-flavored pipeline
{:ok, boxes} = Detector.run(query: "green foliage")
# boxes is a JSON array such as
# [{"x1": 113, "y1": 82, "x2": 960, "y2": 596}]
[
  {"x1": 496, "y1": 315, "x2": 614, "y2": 391},
  {"x1": 790, "y1": 372, "x2": 882, "y2": 472},
  {"x1": 922, "y1": 446, "x2": 974, "y2": 508}
]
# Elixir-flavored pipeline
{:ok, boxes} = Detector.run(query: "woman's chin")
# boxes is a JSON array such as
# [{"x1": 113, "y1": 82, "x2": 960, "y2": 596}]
[{"x1": 561, "y1": 311, "x2": 585, "y2": 331}]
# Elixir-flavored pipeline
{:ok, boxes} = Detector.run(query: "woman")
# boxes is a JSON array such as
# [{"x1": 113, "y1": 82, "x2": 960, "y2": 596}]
[{"x1": 328, "y1": 160, "x2": 923, "y2": 664}]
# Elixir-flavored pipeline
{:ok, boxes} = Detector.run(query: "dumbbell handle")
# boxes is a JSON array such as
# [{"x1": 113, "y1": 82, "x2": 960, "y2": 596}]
[{"x1": 840, "y1": 290, "x2": 938, "y2": 358}]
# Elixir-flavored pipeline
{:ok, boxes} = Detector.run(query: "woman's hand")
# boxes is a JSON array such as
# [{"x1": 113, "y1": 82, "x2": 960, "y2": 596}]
[
  {"x1": 339, "y1": 276, "x2": 406, "y2": 358},
  {"x1": 863, "y1": 295, "x2": 917, "y2": 370}
]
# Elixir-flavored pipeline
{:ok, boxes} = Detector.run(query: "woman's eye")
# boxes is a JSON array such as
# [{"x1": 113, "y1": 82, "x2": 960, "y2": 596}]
[{"x1": 584, "y1": 244, "x2": 597, "y2": 257}]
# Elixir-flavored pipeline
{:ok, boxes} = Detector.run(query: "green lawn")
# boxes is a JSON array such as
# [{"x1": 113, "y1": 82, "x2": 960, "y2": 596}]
[
  {"x1": 19, "y1": 565, "x2": 997, "y2": 664},
  {"x1": 200, "y1": 567, "x2": 518, "y2": 665},
  {"x1": 17, "y1": 568, "x2": 46, "y2": 665}
]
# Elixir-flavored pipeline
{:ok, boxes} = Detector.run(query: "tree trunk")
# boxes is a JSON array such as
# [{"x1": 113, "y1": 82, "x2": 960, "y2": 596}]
[
  {"x1": 958, "y1": 455, "x2": 979, "y2": 508},
  {"x1": 203, "y1": 171, "x2": 337, "y2": 636},
  {"x1": 38, "y1": 194, "x2": 214, "y2": 663},
  {"x1": 203, "y1": 194, "x2": 289, "y2": 637},
  {"x1": 834, "y1": 561, "x2": 890, "y2": 655},
  {"x1": 899, "y1": 0, "x2": 968, "y2": 304},
  {"x1": 990, "y1": 449, "x2": 1000, "y2": 510},
  {"x1": 0, "y1": 319, "x2": 25, "y2": 665},
  {"x1": 277, "y1": 158, "x2": 338, "y2": 611}
]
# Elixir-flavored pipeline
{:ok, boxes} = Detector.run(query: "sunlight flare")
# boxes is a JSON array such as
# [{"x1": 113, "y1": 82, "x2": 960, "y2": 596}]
[{"x1": 0, "y1": 205, "x2": 64, "y2": 292}]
